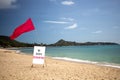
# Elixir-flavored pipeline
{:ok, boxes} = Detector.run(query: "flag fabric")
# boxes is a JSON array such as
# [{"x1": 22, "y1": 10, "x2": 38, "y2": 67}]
[{"x1": 10, "y1": 18, "x2": 35, "y2": 40}]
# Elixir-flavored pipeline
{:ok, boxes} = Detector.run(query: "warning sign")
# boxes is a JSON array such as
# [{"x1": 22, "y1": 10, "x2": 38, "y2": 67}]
[{"x1": 32, "y1": 46, "x2": 46, "y2": 64}]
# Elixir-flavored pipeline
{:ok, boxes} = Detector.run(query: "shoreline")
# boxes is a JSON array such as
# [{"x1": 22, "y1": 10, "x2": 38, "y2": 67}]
[
  {"x1": 7, "y1": 46, "x2": 120, "y2": 69},
  {"x1": 11, "y1": 48, "x2": 120, "y2": 69},
  {"x1": 0, "y1": 48, "x2": 120, "y2": 80},
  {"x1": 52, "y1": 57, "x2": 120, "y2": 69}
]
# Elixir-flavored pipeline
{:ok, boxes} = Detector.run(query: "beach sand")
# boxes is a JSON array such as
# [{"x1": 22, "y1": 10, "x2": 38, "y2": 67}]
[{"x1": 0, "y1": 49, "x2": 120, "y2": 80}]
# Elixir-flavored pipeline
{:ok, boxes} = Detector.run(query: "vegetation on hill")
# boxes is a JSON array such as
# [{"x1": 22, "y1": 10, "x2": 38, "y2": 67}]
[
  {"x1": 49, "y1": 39, "x2": 119, "y2": 46},
  {"x1": 0, "y1": 35, "x2": 45, "y2": 47},
  {"x1": 0, "y1": 36, "x2": 119, "y2": 48}
]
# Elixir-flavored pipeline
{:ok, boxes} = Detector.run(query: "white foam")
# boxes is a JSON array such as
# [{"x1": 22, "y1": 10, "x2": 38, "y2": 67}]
[
  {"x1": 102, "y1": 64, "x2": 120, "y2": 68},
  {"x1": 16, "y1": 50, "x2": 21, "y2": 53},
  {"x1": 53, "y1": 57, "x2": 98, "y2": 64},
  {"x1": 53, "y1": 57, "x2": 120, "y2": 69}
]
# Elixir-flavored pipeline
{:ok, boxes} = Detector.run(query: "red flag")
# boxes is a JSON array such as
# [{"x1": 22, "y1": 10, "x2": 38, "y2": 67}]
[{"x1": 10, "y1": 18, "x2": 35, "y2": 40}]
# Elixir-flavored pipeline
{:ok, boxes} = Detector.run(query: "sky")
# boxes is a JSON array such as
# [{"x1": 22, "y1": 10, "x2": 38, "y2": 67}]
[{"x1": 0, "y1": 0, "x2": 120, "y2": 44}]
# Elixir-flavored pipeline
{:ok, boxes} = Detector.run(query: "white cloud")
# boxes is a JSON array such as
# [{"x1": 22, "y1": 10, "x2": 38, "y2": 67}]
[
  {"x1": 92, "y1": 30, "x2": 102, "y2": 34},
  {"x1": 44, "y1": 20, "x2": 69, "y2": 24},
  {"x1": 0, "y1": 0, "x2": 17, "y2": 9},
  {"x1": 61, "y1": 17, "x2": 74, "y2": 21},
  {"x1": 65, "y1": 23, "x2": 77, "y2": 29},
  {"x1": 61, "y1": 0, "x2": 74, "y2": 6},
  {"x1": 45, "y1": 18, "x2": 77, "y2": 30}
]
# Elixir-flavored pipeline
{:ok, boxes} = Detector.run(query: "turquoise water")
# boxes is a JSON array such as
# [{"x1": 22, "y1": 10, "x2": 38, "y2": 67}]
[{"x1": 12, "y1": 45, "x2": 120, "y2": 68}]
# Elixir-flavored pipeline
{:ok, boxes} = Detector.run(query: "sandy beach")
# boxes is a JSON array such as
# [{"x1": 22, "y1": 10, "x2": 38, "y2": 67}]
[{"x1": 0, "y1": 48, "x2": 120, "y2": 80}]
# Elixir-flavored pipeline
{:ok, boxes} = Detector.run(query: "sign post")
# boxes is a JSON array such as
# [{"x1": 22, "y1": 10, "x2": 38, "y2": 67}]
[{"x1": 32, "y1": 46, "x2": 46, "y2": 67}]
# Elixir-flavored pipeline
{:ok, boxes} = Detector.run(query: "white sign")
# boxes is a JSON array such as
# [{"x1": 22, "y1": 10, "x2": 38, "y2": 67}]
[{"x1": 32, "y1": 46, "x2": 46, "y2": 64}]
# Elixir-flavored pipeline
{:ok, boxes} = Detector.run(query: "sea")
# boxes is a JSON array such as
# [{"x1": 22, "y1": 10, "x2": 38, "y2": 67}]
[{"x1": 10, "y1": 45, "x2": 120, "y2": 68}]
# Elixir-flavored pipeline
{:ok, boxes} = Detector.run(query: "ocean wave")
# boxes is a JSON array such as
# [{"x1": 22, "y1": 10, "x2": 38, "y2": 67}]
[
  {"x1": 101, "y1": 63, "x2": 120, "y2": 69},
  {"x1": 16, "y1": 50, "x2": 21, "y2": 53},
  {"x1": 53, "y1": 57, "x2": 120, "y2": 68},
  {"x1": 53, "y1": 57, "x2": 98, "y2": 64}
]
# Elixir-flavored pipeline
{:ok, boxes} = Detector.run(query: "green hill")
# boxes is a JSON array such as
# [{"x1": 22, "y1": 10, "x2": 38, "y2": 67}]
[
  {"x1": 0, "y1": 36, "x2": 119, "y2": 47},
  {"x1": 0, "y1": 35, "x2": 33, "y2": 47},
  {"x1": 49, "y1": 39, "x2": 119, "y2": 46}
]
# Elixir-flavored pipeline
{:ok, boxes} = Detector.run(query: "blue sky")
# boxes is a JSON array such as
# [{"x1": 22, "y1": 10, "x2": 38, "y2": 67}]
[{"x1": 0, "y1": 0, "x2": 120, "y2": 44}]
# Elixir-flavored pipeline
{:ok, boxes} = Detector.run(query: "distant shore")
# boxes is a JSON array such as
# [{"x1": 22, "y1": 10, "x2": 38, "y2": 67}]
[
  {"x1": 0, "y1": 35, "x2": 119, "y2": 48},
  {"x1": 0, "y1": 48, "x2": 120, "y2": 80}
]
